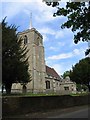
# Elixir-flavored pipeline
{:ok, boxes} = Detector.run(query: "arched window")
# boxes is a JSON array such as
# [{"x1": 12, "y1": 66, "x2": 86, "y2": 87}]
[
  {"x1": 46, "y1": 81, "x2": 50, "y2": 89},
  {"x1": 24, "y1": 35, "x2": 28, "y2": 44},
  {"x1": 22, "y1": 85, "x2": 27, "y2": 93}
]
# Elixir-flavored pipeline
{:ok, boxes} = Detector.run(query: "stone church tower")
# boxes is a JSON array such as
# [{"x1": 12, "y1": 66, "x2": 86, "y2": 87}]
[
  {"x1": 11, "y1": 16, "x2": 76, "y2": 94},
  {"x1": 12, "y1": 28, "x2": 46, "y2": 93}
]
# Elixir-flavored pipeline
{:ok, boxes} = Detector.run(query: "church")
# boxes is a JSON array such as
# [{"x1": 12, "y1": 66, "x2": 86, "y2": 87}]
[{"x1": 11, "y1": 26, "x2": 76, "y2": 94}]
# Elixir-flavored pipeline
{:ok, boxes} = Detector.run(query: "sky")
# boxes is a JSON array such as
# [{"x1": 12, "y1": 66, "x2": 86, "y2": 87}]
[{"x1": 0, "y1": 0, "x2": 88, "y2": 75}]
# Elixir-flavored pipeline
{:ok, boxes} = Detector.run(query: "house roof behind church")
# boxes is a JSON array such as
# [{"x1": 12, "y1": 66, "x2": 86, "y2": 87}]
[{"x1": 46, "y1": 66, "x2": 61, "y2": 80}]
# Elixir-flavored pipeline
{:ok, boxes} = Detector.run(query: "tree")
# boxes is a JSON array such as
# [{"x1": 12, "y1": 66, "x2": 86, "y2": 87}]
[
  {"x1": 45, "y1": 1, "x2": 90, "y2": 55},
  {"x1": 2, "y1": 18, "x2": 31, "y2": 94},
  {"x1": 62, "y1": 71, "x2": 70, "y2": 79},
  {"x1": 69, "y1": 57, "x2": 90, "y2": 91}
]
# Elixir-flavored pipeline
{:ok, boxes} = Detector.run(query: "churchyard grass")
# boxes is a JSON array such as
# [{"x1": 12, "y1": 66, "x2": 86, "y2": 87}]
[
  {"x1": 2, "y1": 92, "x2": 60, "y2": 97},
  {"x1": 2, "y1": 91, "x2": 89, "y2": 97},
  {"x1": 70, "y1": 92, "x2": 89, "y2": 96}
]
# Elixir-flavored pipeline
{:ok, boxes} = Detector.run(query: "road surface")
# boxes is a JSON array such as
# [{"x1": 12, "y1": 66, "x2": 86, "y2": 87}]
[{"x1": 47, "y1": 106, "x2": 89, "y2": 118}]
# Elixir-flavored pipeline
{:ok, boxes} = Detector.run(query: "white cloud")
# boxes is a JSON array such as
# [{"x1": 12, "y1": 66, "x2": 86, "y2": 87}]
[
  {"x1": 58, "y1": 29, "x2": 72, "y2": 40},
  {"x1": 1, "y1": 0, "x2": 42, "y2": 2},
  {"x1": 47, "y1": 48, "x2": 85, "y2": 60},
  {"x1": 1, "y1": 0, "x2": 69, "y2": 3},
  {"x1": 23, "y1": 9, "x2": 30, "y2": 15},
  {"x1": 73, "y1": 49, "x2": 80, "y2": 55},
  {"x1": 39, "y1": 27, "x2": 66, "y2": 39},
  {"x1": 48, "y1": 42, "x2": 66, "y2": 52},
  {"x1": 55, "y1": 31, "x2": 64, "y2": 39},
  {"x1": 1, "y1": 2, "x2": 30, "y2": 21},
  {"x1": 35, "y1": 9, "x2": 57, "y2": 23},
  {"x1": 49, "y1": 46, "x2": 59, "y2": 51},
  {"x1": 58, "y1": 41, "x2": 65, "y2": 46},
  {"x1": 39, "y1": 27, "x2": 73, "y2": 40},
  {"x1": 43, "y1": 34, "x2": 49, "y2": 42},
  {"x1": 39, "y1": 27, "x2": 55, "y2": 35},
  {"x1": 0, "y1": 3, "x2": 2, "y2": 20},
  {"x1": 1, "y1": 0, "x2": 60, "y2": 25},
  {"x1": 48, "y1": 53, "x2": 72, "y2": 60}
]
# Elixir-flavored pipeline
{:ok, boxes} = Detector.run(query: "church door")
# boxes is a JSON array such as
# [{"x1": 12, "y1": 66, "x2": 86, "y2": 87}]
[{"x1": 22, "y1": 85, "x2": 27, "y2": 93}]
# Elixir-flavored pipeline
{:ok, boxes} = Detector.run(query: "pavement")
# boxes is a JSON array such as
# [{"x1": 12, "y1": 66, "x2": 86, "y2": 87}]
[
  {"x1": 48, "y1": 106, "x2": 89, "y2": 118},
  {"x1": 2, "y1": 105, "x2": 89, "y2": 119}
]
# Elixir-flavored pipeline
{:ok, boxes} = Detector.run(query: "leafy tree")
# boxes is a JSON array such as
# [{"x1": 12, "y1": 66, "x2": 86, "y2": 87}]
[
  {"x1": 69, "y1": 57, "x2": 90, "y2": 91},
  {"x1": 76, "y1": 84, "x2": 88, "y2": 92},
  {"x1": 62, "y1": 71, "x2": 70, "y2": 79},
  {"x1": 45, "y1": 1, "x2": 90, "y2": 55},
  {"x1": 2, "y1": 18, "x2": 31, "y2": 94}
]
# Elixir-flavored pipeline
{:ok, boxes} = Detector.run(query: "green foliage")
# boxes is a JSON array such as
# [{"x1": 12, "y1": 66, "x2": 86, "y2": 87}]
[
  {"x1": 2, "y1": 17, "x2": 31, "y2": 94},
  {"x1": 62, "y1": 71, "x2": 70, "y2": 79},
  {"x1": 70, "y1": 92, "x2": 88, "y2": 96},
  {"x1": 81, "y1": 84, "x2": 88, "y2": 91},
  {"x1": 46, "y1": 2, "x2": 59, "y2": 7},
  {"x1": 69, "y1": 57, "x2": 90, "y2": 90},
  {"x1": 76, "y1": 84, "x2": 88, "y2": 91},
  {"x1": 45, "y1": 1, "x2": 90, "y2": 55},
  {"x1": 76, "y1": 84, "x2": 82, "y2": 91}
]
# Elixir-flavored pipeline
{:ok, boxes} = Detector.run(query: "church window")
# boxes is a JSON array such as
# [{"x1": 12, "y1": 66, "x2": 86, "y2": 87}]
[
  {"x1": 72, "y1": 88, "x2": 74, "y2": 91},
  {"x1": 24, "y1": 35, "x2": 28, "y2": 44},
  {"x1": 46, "y1": 81, "x2": 50, "y2": 89},
  {"x1": 64, "y1": 87, "x2": 69, "y2": 91}
]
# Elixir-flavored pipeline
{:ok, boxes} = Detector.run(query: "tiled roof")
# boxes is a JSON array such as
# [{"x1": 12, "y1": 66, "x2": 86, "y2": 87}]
[{"x1": 46, "y1": 65, "x2": 61, "y2": 80}]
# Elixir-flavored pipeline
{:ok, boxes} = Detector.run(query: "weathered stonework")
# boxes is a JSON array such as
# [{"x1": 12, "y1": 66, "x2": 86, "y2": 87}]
[{"x1": 11, "y1": 28, "x2": 76, "y2": 94}]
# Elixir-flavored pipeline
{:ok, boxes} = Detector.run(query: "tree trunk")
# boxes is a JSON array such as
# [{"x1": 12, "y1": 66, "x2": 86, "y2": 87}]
[
  {"x1": 88, "y1": 85, "x2": 90, "y2": 92},
  {"x1": 5, "y1": 83, "x2": 12, "y2": 94},
  {"x1": 2, "y1": 85, "x2": 4, "y2": 94},
  {"x1": 87, "y1": 83, "x2": 90, "y2": 92}
]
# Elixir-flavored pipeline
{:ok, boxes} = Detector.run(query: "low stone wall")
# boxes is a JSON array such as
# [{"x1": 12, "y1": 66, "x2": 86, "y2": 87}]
[{"x1": 2, "y1": 94, "x2": 89, "y2": 117}]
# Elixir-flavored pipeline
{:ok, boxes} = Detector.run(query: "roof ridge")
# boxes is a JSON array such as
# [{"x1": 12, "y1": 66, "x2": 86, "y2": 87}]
[{"x1": 46, "y1": 65, "x2": 60, "y2": 79}]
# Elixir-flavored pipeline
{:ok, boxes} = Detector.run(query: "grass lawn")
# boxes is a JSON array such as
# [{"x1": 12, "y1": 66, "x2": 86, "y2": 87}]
[
  {"x1": 2, "y1": 91, "x2": 89, "y2": 97},
  {"x1": 70, "y1": 92, "x2": 89, "y2": 96},
  {"x1": 2, "y1": 92, "x2": 61, "y2": 97}
]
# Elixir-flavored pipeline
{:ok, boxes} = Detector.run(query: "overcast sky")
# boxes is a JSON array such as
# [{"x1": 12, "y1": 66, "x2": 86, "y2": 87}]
[{"x1": 1, "y1": 0, "x2": 88, "y2": 75}]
